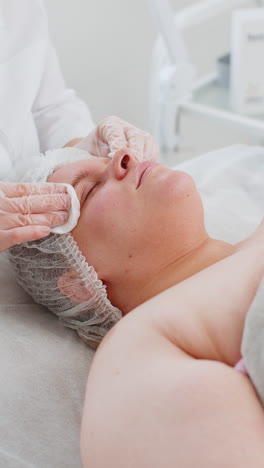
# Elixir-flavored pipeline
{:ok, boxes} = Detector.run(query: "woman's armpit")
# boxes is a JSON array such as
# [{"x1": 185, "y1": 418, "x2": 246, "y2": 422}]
[{"x1": 129, "y1": 292, "x2": 228, "y2": 364}]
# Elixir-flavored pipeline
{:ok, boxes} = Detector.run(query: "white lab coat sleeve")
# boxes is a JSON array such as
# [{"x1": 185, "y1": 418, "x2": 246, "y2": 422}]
[{"x1": 32, "y1": 41, "x2": 95, "y2": 152}]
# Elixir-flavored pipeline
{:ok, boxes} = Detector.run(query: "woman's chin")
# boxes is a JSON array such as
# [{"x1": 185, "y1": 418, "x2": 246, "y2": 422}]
[{"x1": 156, "y1": 168, "x2": 197, "y2": 199}]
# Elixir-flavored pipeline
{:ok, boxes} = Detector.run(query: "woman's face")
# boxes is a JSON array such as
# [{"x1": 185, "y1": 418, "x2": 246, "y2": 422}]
[{"x1": 48, "y1": 151, "x2": 205, "y2": 305}]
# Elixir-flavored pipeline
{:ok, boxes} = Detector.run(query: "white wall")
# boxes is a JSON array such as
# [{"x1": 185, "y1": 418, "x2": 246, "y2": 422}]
[
  {"x1": 44, "y1": 0, "x2": 210, "y2": 132},
  {"x1": 44, "y1": 0, "x2": 261, "y2": 157},
  {"x1": 44, "y1": 0, "x2": 160, "y2": 131}
]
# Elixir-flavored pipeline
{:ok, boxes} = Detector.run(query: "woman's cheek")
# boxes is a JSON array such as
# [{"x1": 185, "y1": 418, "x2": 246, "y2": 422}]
[{"x1": 85, "y1": 188, "x2": 121, "y2": 229}]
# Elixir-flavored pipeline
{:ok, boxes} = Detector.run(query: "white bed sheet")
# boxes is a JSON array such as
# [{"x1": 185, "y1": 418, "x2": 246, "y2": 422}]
[
  {"x1": 0, "y1": 144, "x2": 263, "y2": 467},
  {"x1": 0, "y1": 252, "x2": 95, "y2": 468}
]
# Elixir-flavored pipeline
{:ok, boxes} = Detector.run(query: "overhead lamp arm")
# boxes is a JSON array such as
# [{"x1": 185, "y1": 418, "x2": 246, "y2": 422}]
[{"x1": 146, "y1": 0, "x2": 190, "y2": 66}]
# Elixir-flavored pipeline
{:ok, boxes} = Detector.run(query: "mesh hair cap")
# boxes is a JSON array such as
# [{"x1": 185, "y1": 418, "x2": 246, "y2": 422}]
[{"x1": 9, "y1": 148, "x2": 122, "y2": 347}]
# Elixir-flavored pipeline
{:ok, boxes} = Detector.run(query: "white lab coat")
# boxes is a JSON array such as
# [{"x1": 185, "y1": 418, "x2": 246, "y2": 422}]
[{"x1": 0, "y1": 0, "x2": 94, "y2": 178}]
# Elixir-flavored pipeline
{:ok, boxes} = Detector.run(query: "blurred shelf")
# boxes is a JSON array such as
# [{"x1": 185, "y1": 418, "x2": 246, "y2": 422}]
[
  {"x1": 179, "y1": 73, "x2": 264, "y2": 137},
  {"x1": 193, "y1": 76, "x2": 231, "y2": 111}
]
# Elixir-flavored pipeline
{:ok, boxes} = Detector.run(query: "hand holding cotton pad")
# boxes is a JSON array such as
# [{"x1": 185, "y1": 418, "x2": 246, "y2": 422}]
[
  {"x1": 51, "y1": 183, "x2": 80, "y2": 234},
  {"x1": 5, "y1": 147, "x2": 90, "y2": 234}
]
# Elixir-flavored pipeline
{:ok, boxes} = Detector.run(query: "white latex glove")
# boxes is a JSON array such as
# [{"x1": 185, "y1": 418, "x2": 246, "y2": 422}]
[
  {"x1": 75, "y1": 115, "x2": 160, "y2": 161},
  {"x1": 0, "y1": 182, "x2": 70, "y2": 252}
]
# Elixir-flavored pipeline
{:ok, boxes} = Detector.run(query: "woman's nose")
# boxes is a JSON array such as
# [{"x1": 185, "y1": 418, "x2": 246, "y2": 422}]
[
  {"x1": 120, "y1": 154, "x2": 130, "y2": 169},
  {"x1": 110, "y1": 149, "x2": 136, "y2": 180}
]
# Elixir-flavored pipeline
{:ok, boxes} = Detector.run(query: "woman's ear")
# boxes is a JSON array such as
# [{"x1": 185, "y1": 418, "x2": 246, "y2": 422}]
[{"x1": 57, "y1": 270, "x2": 95, "y2": 303}]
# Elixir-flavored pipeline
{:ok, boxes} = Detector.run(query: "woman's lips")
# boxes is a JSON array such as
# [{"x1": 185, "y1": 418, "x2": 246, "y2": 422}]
[{"x1": 136, "y1": 161, "x2": 158, "y2": 189}]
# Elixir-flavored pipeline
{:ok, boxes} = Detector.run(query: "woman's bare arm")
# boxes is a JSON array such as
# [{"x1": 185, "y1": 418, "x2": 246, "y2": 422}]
[
  {"x1": 81, "y1": 221, "x2": 264, "y2": 468},
  {"x1": 82, "y1": 351, "x2": 264, "y2": 468},
  {"x1": 81, "y1": 239, "x2": 264, "y2": 467},
  {"x1": 133, "y1": 220, "x2": 264, "y2": 366}
]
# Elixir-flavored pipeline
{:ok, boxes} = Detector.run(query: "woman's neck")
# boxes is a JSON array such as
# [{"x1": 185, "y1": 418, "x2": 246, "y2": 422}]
[{"x1": 120, "y1": 237, "x2": 237, "y2": 314}]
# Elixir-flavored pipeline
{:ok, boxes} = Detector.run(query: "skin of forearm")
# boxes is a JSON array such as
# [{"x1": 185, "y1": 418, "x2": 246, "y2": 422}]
[{"x1": 136, "y1": 246, "x2": 264, "y2": 366}]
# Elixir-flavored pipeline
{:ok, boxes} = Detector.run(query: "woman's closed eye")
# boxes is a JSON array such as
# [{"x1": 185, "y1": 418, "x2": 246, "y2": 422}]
[{"x1": 84, "y1": 182, "x2": 99, "y2": 201}]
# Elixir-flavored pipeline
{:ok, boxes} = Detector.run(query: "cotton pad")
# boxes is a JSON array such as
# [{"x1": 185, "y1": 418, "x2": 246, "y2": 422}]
[{"x1": 51, "y1": 183, "x2": 80, "y2": 234}]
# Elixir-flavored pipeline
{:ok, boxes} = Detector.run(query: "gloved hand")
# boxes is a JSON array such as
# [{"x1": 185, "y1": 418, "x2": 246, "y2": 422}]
[
  {"x1": 75, "y1": 115, "x2": 160, "y2": 161},
  {"x1": 0, "y1": 182, "x2": 70, "y2": 252}
]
